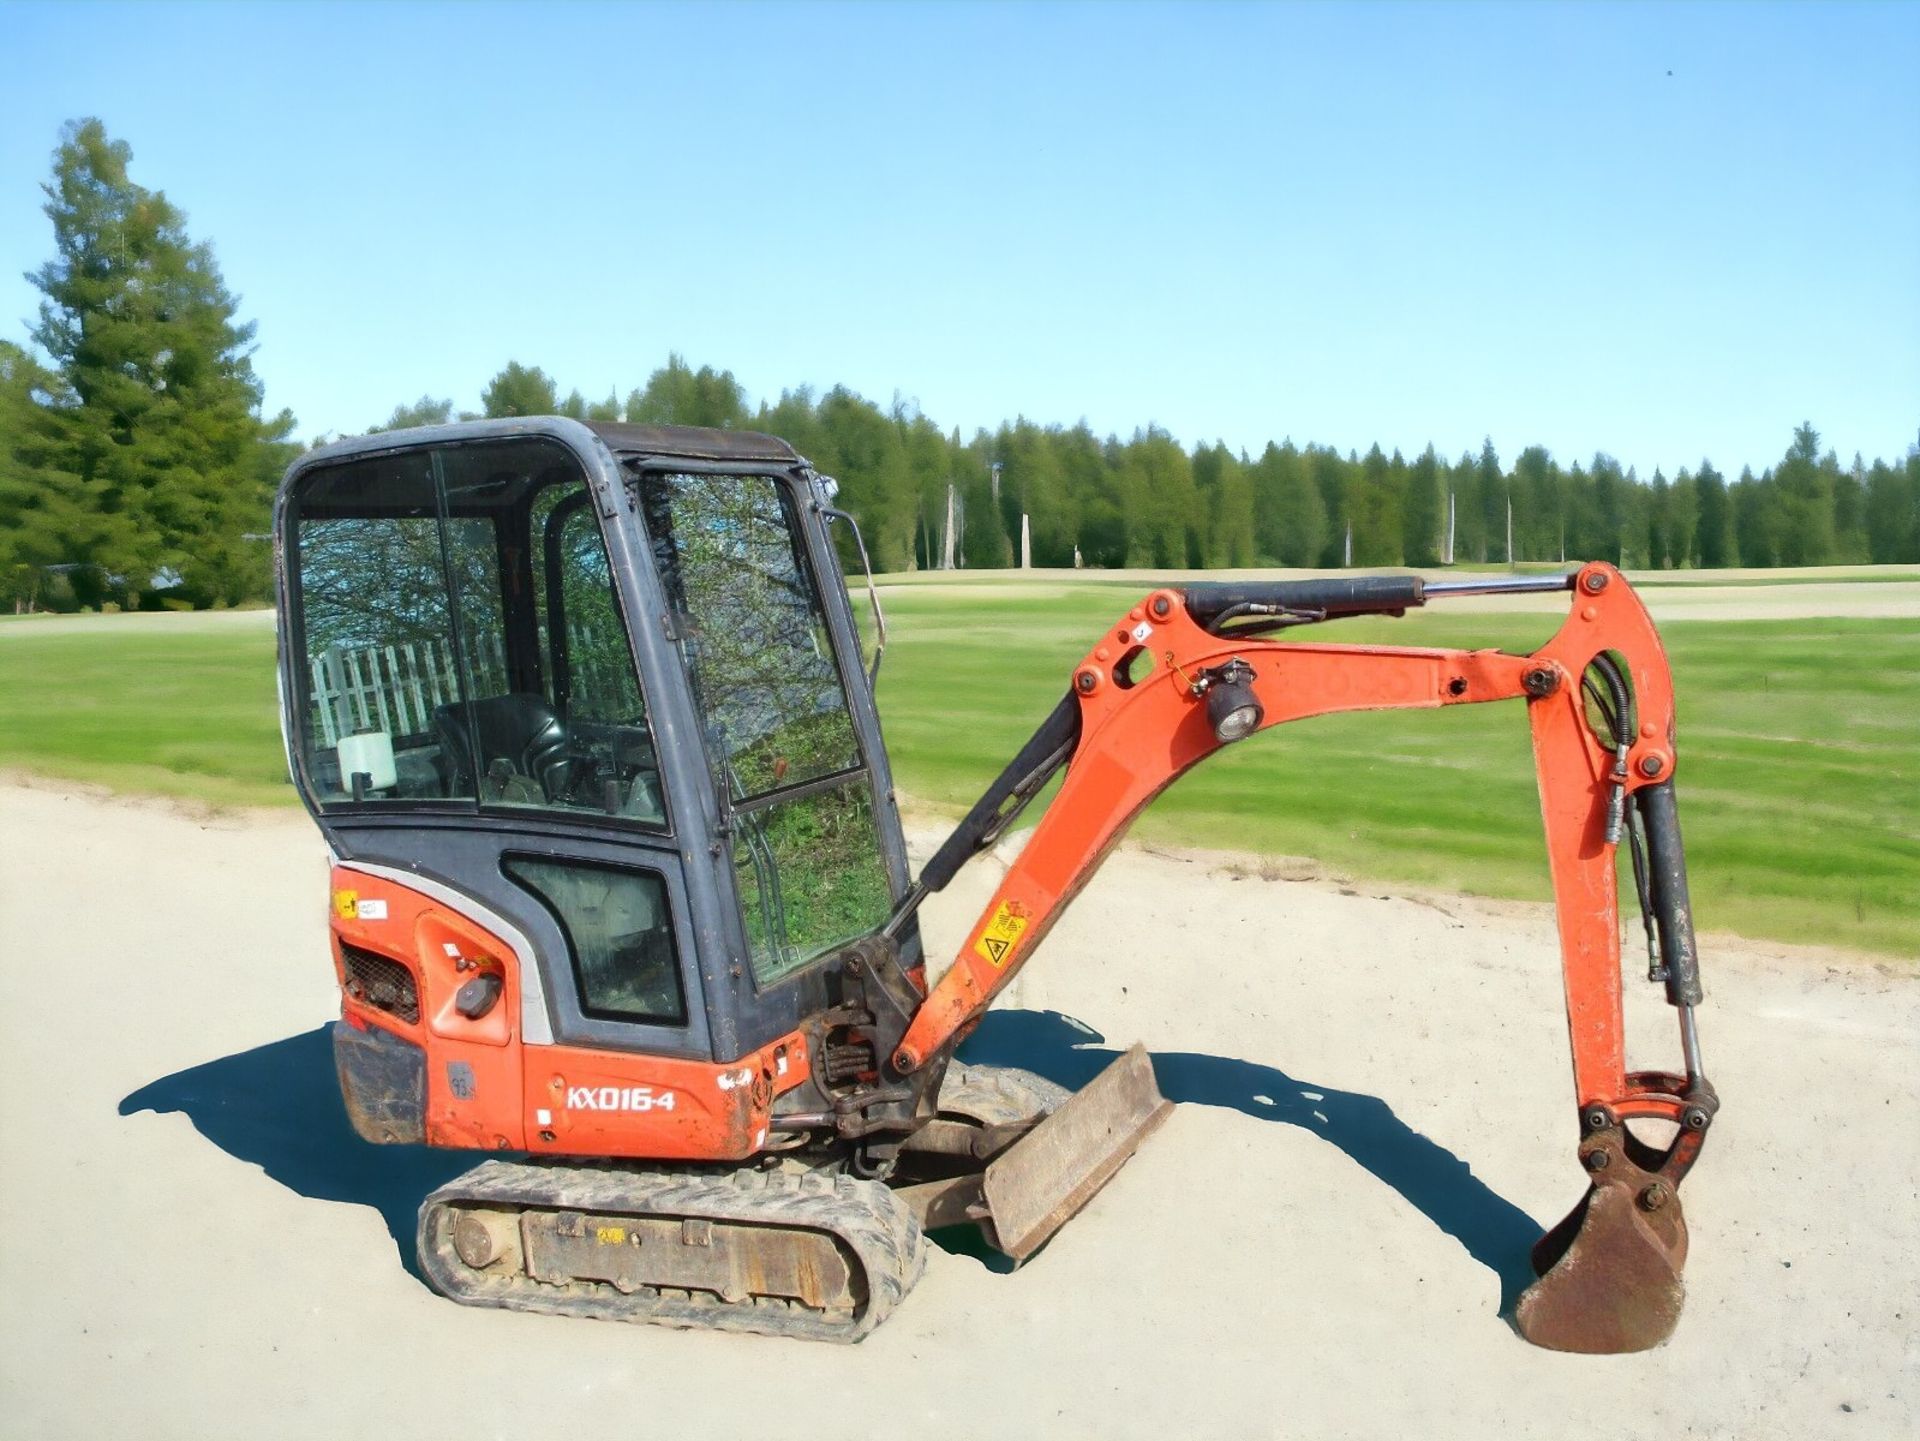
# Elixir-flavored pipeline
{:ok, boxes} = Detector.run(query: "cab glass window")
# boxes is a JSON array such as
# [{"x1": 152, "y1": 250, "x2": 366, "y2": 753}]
[
  {"x1": 504, "y1": 857, "x2": 686, "y2": 1025},
  {"x1": 289, "y1": 438, "x2": 664, "y2": 825},
  {"x1": 638, "y1": 470, "x2": 861, "y2": 800},
  {"x1": 293, "y1": 451, "x2": 473, "y2": 802},
  {"x1": 637, "y1": 470, "x2": 892, "y2": 983},
  {"x1": 731, "y1": 779, "x2": 895, "y2": 984}
]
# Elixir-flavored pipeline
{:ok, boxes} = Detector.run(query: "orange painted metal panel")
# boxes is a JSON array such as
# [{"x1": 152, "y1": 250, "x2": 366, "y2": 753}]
[{"x1": 328, "y1": 866, "x2": 811, "y2": 1160}]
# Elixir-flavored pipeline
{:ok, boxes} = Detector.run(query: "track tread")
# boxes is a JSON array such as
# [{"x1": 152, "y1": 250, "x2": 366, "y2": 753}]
[{"x1": 418, "y1": 1161, "x2": 926, "y2": 1343}]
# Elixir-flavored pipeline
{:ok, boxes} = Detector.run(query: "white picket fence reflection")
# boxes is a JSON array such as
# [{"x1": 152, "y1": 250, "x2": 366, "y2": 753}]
[{"x1": 308, "y1": 625, "x2": 624, "y2": 744}]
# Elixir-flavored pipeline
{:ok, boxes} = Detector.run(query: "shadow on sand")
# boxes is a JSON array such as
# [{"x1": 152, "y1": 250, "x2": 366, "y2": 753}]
[
  {"x1": 954, "y1": 1009, "x2": 1542, "y2": 1310},
  {"x1": 119, "y1": 1026, "x2": 471, "y2": 1275},
  {"x1": 119, "y1": 1010, "x2": 1541, "y2": 1310}
]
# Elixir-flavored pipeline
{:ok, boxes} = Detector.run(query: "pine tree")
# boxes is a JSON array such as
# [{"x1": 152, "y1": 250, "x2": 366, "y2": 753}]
[
  {"x1": 1562, "y1": 462, "x2": 1593, "y2": 559},
  {"x1": 0, "y1": 341, "x2": 68, "y2": 609},
  {"x1": 1832, "y1": 452, "x2": 1869, "y2": 562},
  {"x1": 998, "y1": 420, "x2": 1077, "y2": 566},
  {"x1": 1588, "y1": 455, "x2": 1626, "y2": 565},
  {"x1": 1401, "y1": 445, "x2": 1442, "y2": 566},
  {"x1": 1117, "y1": 428, "x2": 1198, "y2": 567},
  {"x1": 895, "y1": 410, "x2": 955, "y2": 570},
  {"x1": 813, "y1": 386, "x2": 922, "y2": 571},
  {"x1": 27, "y1": 118, "x2": 293, "y2": 607},
  {"x1": 1865, "y1": 460, "x2": 1918, "y2": 563},
  {"x1": 1694, "y1": 460, "x2": 1731, "y2": 567},
  {"x1": 1056, "y1": 424, "x2": 1126, "y2": 567},
  {"x1": 1511, "y1": 445, "x2": 1558, "y2": 561},
  {"x1": 1774, "y1": 423, "x2": 1834, "y2": 566},
  {"x1": 1350, "y1": 444, "x2": 1401, "y2": 564},
  {"x1": 1447, "y1": 449, "x2": 1482, "y2": 562},
  {"x1": 1668, "y1": 468, "x2": 1699, "y2": 568},
  {"x1": 1192, "y1": 441, "x2": 1254, "y2": 567},
  {"x1": 1310, "y1": 447, "x2": 1351, "y2": 566},
  {"x1": 953, "y1": 438, "x2": 1010, "y2": 569},
  {"x1": 1620, "y1": 467, "x2": 1649, "y2": 567},
  {"x1": 1474, "y1": 439, "x2": 1505, "y2": 563},
  {"x1": 1733, "y1": 467, "x2": 1778, "y2": 566},
  {"x1": 1247, "y1": 441, "x2": 1324, "y2": 566},
  {"x1": 1647, "y1": 469, "x2": 1672, "y2": 568}
]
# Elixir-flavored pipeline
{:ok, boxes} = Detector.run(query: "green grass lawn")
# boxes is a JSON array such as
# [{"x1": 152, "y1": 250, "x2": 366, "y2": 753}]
[
  {"x1": 0, "y1": 623, "x2": 291, "y2": 807},
  {"x1": 2, "y1": 595, "x2": 1914, "y2": 955},
  {"x1": 871, "y1": 583, "x2": 1919, "y2": 957}
]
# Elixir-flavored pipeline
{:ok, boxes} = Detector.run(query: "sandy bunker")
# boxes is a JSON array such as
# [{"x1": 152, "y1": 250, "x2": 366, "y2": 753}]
[{"x1": 0, "y1": 781, "x2": 1912, "y2": 1440}]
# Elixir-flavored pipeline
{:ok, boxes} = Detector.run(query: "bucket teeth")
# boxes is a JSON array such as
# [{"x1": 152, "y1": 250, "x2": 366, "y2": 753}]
[{"x1": 1514, "y1": 1143, "x2": 1690, "y2": 1354}]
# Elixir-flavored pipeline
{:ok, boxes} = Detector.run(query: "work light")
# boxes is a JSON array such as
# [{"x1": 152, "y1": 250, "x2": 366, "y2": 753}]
[{"x1": 1205, "y1": 659, "x2": 1263, "y2": 743}]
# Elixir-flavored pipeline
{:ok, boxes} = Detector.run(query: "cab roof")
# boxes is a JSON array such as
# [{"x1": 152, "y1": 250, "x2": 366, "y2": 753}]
[
  {"x1": 277, "y1": 416, "x2": 807, "y2": 508},
  {"x1": 583, "y1": 421, "x2": 800, "y2": 465}
]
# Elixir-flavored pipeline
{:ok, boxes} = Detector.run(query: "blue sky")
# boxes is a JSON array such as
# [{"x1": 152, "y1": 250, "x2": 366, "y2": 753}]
[{"x1": 2, "y1": 1, "x2": 1915, "y2": 476}]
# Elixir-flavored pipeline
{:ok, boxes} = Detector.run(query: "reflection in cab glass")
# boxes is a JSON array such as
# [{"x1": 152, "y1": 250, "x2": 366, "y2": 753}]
[
  {"x1": 638, "y1": 469, "x2": 893, "y2": 983},
  {"x1": 291, "y1": 438, "x2": 664, "y2": 825}
]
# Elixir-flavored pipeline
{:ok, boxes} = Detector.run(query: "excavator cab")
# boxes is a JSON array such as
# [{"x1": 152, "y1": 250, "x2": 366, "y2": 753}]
[{"x1": 279, "y1": 419, "x2": 912, "y2": 1073}]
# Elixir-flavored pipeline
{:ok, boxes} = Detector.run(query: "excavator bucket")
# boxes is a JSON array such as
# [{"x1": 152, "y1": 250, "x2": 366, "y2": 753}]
[
  {"x1": 1514, "y1": 1164, "x2": 1690, "y2": 1353},
  {"x1": 977, "y1": 1044, "x2": 1174, "y2": 1261}
]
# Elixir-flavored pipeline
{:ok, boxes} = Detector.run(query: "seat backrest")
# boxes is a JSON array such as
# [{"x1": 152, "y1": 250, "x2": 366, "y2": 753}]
[{"x1": 434, "y1": 693, "x2": 569, "y2": 799}]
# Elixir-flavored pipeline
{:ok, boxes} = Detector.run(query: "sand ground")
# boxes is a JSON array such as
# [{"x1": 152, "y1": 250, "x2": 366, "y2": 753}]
[{"x1": 0, "y1": 781, "x2": 1913, "y2": 1440}]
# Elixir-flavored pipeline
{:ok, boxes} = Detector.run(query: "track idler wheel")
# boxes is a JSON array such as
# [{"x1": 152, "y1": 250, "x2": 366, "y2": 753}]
[{"x1": 1514, "y1": 1119, "x2": 1691, "y2": 1354}]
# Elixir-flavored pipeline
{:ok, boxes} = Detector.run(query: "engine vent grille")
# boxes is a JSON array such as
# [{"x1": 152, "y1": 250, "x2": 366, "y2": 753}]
[{"x1": 340, "y1": 942, "x2": 420, "y2": 1024}]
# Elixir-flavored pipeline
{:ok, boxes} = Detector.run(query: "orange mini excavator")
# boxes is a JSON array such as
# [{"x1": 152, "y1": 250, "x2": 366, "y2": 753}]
[{"x1": 274, "y1": 418, "x2": 1716, "y2": 1352}]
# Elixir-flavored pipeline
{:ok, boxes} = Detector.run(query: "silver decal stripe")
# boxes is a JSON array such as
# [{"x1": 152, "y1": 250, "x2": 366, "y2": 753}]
[{"x1": 340, "y1": 862, "x2": 554, "y2": 1045}]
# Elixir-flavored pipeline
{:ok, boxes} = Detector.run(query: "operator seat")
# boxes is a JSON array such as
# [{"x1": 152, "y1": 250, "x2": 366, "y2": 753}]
[{"x1": 434, "y1": 693, "x2": 571, "y2": 802}]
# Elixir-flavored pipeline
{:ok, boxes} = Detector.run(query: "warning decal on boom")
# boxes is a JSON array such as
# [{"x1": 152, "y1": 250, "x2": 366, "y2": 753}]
[{"x1": 974, "y1": 901, "x2": 1030, "y2": 967}]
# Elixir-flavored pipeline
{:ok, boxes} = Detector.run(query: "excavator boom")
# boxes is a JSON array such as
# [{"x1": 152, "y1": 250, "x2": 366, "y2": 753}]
[{"x1": 881, "y1": 562, "x2": 1715, "y2": 1353}]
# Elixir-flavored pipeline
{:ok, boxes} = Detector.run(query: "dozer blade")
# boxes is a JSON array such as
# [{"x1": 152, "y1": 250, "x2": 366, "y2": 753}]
[
  {"x1": 977, "y1": 1043, "x2": 1173, "y2": 1261},
  {"x1": 1514, "y1": 1173, "x2": 1689, "y2": 1354}
]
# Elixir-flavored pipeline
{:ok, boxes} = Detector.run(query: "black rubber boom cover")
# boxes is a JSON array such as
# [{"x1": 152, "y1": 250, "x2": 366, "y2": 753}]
[{"x1": 1183, "y1": 574, "x2": 1425, "y2": 626}]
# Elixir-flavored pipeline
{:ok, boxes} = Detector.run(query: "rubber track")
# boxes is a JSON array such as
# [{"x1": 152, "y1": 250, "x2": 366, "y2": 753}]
[{"x1": 418, "y1": 1162, "x2": 927, "y2": 1343}]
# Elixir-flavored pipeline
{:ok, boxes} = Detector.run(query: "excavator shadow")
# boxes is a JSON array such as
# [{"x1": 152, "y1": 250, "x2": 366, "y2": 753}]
[
  {"x1": 117, "y1": 1013, "x2": 1541, "y2": 1313},
  {"x1": 954, "y1": 1009, "x2": 1542, "y2": 1314},
  {"x1": 119, "y1": 1026, "x2": 474, "y2": 1278}
]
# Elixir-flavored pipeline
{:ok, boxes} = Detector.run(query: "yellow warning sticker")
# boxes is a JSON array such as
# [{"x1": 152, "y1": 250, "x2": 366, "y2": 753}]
[
  {"x1": 332, "y1": 889, "x2": 357, "y2": 921},
  {"x1": 595, "y1": 1225, "x2": 627, "y2": 1246},
  {"x1": 973, "y1": 901, "x2": 1030, "y2": 968}
]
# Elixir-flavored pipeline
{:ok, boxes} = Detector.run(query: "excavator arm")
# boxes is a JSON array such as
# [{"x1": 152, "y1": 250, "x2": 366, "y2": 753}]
[{"x1": 882, "y1": 563, "x2": 1716, "y2": 1354}]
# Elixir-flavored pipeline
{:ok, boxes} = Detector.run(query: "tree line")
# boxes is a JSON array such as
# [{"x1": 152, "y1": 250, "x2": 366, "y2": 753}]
[
  {"x1": 4, "y1": 118, "x2": 1917, "y2": 612},
  {"x1": 370, "y1": 356, "x2": 1920, "y2": 581}
]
